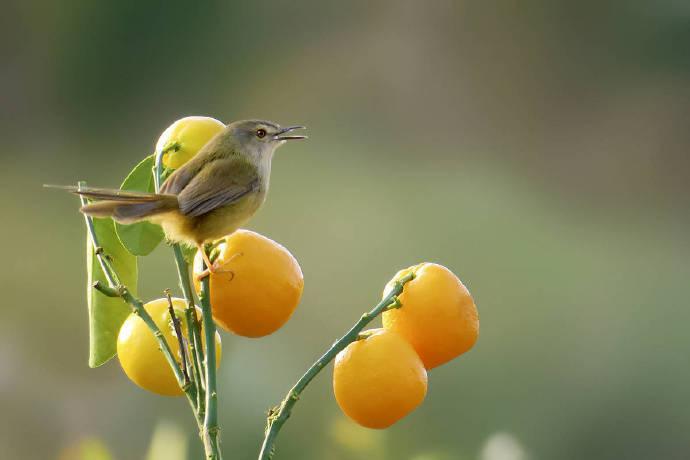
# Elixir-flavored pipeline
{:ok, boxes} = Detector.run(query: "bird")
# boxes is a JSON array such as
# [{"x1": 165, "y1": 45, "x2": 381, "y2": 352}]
[{"x1": 51, "y1": 119, "x2": 306, "y2": 270}]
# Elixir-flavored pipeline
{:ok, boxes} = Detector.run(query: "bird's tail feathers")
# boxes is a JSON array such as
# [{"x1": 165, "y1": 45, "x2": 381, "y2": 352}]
[
  {"x1": 44, "y1": 184, "x2": 178, "y2": 224},
  {"x1": 81, "y1": 199, "x2": 176, "y2": 224},
  {"x1": 45, "y1": 184, "x2": 164, "y2": 202}
]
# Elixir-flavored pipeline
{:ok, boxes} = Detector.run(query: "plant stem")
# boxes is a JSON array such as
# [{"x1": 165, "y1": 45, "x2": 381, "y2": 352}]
[
  {"x1": 154, "y1": 152, "x2": 205, "y2": 403},
  {"x1": 173, "y1": 245, "x2": 206, "y2": 410},
  {"x1": 166, "y1": 290, "x2": 190, "y2": 387},
  {"x1": 200, "y1": 265, "x2": 222, "y2": 459},
  {"x1": 154, "y1": 148, "x2": 220, "y2": 458},
  {"x1": 152, "y1": 143, "x2": 177, "y2": 191},
  {"x1": 258, "y1": 272, "x2": 415, "y2": 460},
  {"x1": 78, "y1": 182, "x2": 190, "y2": 399}
]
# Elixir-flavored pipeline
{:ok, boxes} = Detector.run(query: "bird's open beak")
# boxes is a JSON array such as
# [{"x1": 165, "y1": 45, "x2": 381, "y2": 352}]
[{"x1": 274, "y1": 125, "x2": 307, "y2": 141}]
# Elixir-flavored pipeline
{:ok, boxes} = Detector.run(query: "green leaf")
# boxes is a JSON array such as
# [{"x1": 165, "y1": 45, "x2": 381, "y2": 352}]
[
  {"x1": 88, "y1": 217, "x2": 138, "y2": 367},
  {"x1": 116, "y1": 219, "x2": 165, "y2": 256},
  {"x1": 115, "y1": 154, "x2": 165, "y2": 256}
]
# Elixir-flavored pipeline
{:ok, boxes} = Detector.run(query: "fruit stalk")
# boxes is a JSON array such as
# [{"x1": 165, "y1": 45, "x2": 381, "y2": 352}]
[
  {"x1": 79, "y1": 182, "x2": 190, "y2": 403},
  {"x1": 199, "y1": 268, "x2": 223, "y2": 459},
  {"x1": 257, "y1": 272, "x2": 415, "y2": 460}
]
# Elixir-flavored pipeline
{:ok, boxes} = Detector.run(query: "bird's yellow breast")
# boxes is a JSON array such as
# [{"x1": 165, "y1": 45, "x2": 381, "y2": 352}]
[{"x1": 153, "y1": 189, "x2": 266, "y2": 245}]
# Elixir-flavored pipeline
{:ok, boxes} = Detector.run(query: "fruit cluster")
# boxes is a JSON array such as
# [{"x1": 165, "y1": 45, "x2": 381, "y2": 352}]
[
  {"x1": 117, "y1": 229, "x2": 304, "y2": 395},
  {"x1": 113, "y1": 116, "x2": 480, "y2": 434},
  {"x1": 333, "y1": 263, "x2": 479, "y2": 428}
]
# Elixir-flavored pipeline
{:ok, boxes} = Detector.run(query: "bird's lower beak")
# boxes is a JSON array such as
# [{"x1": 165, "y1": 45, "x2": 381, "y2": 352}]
[{"x1": 274, "y1": 125, "x2": 307, "y2": 141}]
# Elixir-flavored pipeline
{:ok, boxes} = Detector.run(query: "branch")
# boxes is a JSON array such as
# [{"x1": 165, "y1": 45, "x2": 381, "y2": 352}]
[
  {"x1": 153, "y1": 154, "x2": 218, "y2": 457},
  {"x1": 199, "y1": 258, "x2": 223, "y2": 459},
  {"x1": 92, "y1": 281, "x2": 121, "y2": 298},
  {"x1": 173, "y1": 244, "x2": 206, "y2": 403},
  {"x1": 258, "y1": 272, "x2": 415, "y2": 460},
  {"x1": 78, "y1": 182, "x2": 190, "y2": 397},
  {"x1": 155, "y1": 150, "x2": 205, "y2": 411},
  {"x1": 166, "y1": 289, "x2": 190, "y2": 387}
]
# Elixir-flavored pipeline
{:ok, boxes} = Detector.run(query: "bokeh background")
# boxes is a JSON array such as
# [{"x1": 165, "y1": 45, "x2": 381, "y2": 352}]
[{"x1": 2, "y1": 1, "x2": 689, "y2": 459}]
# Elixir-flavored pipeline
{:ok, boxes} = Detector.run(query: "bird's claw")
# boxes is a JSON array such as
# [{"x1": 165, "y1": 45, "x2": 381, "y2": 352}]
[{"x1": 195, "y1": 267, "x2": 235, "y2": 282}]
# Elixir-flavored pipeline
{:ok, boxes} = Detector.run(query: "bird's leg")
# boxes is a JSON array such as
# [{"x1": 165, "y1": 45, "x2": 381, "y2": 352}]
[
  {"x1": 195, "y1": 244, "x2": 216, "y2": 281},
  {"x1": 195, "y1": 248, "x2": 240, "y2": 282},
  {"x1": 195, "y1": 269, "x2": 211, "y2": 281}
]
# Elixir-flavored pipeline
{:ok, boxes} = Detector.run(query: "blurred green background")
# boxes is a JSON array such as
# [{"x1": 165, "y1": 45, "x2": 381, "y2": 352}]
[{"x1": 2, "y1": 1, "x2": 689, "y2": 459}]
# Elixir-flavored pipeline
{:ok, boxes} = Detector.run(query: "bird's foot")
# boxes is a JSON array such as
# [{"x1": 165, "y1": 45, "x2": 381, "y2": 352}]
[
  {"x1": 195, "y1": 267, "x2": 235, "y2": 282},
  {"x1": 195, "y1": 243, "x2": 240, "y2": 281}
]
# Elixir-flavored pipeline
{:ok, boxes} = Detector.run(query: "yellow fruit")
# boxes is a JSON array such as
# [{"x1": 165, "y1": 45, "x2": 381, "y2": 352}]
[
  {"x1": 156, "y1": 116, "x2": 225, "y2": 169},
  {"x1": 382, "y1": 263, "x2": 479, "y2": 369},
  {"x1": 333, "y1": 328, "x2": 427, "y2": 429},
  {"x1": 117, "y1": 297, "x2": 222, "y2": 396},
  {"x1": 193, "y1": 230, "x2": 303, "y2": 338}
]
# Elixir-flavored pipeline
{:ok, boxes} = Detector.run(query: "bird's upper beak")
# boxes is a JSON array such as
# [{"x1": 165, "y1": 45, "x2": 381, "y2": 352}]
[{"x1": 274, "y1": 125, "x2": 307, "y2": 141}]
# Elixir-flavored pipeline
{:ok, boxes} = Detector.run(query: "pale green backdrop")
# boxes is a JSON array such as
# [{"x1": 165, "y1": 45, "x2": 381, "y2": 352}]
[{"x1": 1, "y1": 1, "x2": 689, "y2": 459}]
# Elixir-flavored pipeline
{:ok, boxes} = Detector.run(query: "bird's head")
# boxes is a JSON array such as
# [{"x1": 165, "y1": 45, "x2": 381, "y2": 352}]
[{"x1": 226, "y1": 120, "x2": 306, "y2": 161}]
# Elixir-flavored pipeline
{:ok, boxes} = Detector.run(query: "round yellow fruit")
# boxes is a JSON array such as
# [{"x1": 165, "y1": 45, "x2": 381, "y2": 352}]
[
  {"x1": 333, "y1": 328, "x2": 427, "y2": 429},
  {"x1": 156, "y1": 116, "x2": 225, "y2": 169},
  {"x1": 193, "y1": 230, "x2": 303, "y2": 338},
  {"x1": 117, "y1": 297, "x2": 222, "y2": 396},
  {"x1": 382, "y1": 263, "x2": 479, "y2": 370}
]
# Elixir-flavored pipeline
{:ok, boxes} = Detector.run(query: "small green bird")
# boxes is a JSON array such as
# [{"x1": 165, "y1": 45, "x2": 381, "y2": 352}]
[{"x1": 59, "y1": 120, "x2": 306, "y2": 269}]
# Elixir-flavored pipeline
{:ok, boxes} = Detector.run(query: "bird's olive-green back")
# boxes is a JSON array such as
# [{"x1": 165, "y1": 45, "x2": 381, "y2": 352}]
[{"x1": 160, "y1": 133, "x2": 261, "y2": 218}]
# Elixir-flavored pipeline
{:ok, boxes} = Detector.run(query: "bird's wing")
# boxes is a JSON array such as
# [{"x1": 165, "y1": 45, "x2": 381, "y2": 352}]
[
  {"x1": 160, "y1": 136, "x2": 227, "y2": 195},
  {"x1": 159, "y1": 159, "x2": 203, "y2": 195},
  {"x1": 176, "y1": 157, "x2": 260, "y2": 217}
]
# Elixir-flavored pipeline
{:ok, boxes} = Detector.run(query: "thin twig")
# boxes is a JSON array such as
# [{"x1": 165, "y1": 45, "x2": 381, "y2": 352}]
[
  {"x1": 92, "y1": 281, "x2": 120, "y2": 297},
  {"x1": 199, "y1": 254, "x2": 223, "y2": 459},
  {"x1": 166, "y1": 289, "x2": 190, "y2": 387},
  {"x1": 154, "y1": 149, "x2": 206, "y2": 403},
  {"x1": 258, "y1": 272, "x2": 415, "y2": 460},
  {"x1": 78, "y1": 181, "x2": 190, "y2": 399},
  {"x1": 153, "y1": 153, "x2": 217, "y2": 457},
  {"x1": 173, "y1": 245, "x2": 206, "y2": 395}
]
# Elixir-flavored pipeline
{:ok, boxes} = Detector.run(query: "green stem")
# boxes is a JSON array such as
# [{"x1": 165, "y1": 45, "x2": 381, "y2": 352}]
[
  {"x1": 154, "y1": 152, "x2": 216, "y2": 456},
  {"x1": 152, "y1": 143, "x2": 178, "y2": 190},
  {"x1": 92, "y1": 281, "x2": 121, "y2": 298},
  {"x1": 78, "y1": 182, "x2": 190, "y2": 400},
  {"x1": 165, "y1": 290, "x2": 191, "y2": 388},
  {"x1": 154, "y1": 152, "x2": 205, "y2": 406},
  {"x1": 173, "y1": 245, "x2": 206, "y2": 410},
  {"x1": 258, "y1": 272, "x2": 415, "y2": 460},
  {"x1": 200, "y1": 267, "x2": 222, "y2": 459}
]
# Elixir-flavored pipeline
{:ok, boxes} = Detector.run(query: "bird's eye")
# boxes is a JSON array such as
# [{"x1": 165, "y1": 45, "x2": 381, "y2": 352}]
[{"x1": 256, "y1": 128, "x2": 267, "y2": 139}]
